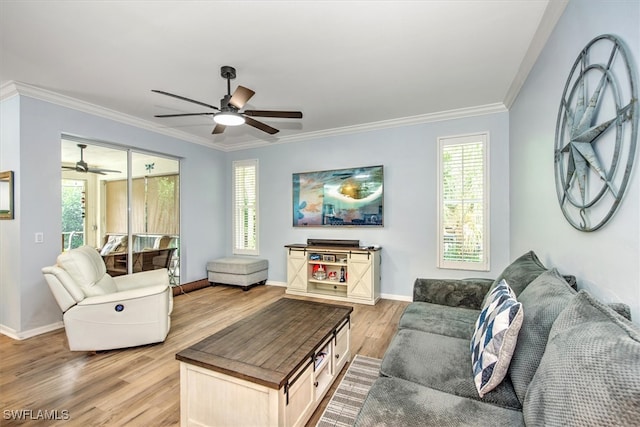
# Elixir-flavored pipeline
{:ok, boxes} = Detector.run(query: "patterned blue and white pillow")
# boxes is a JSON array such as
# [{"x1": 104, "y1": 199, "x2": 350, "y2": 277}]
[{"x1": 471, "y1": 279, "x2": 524, "y2": 397}]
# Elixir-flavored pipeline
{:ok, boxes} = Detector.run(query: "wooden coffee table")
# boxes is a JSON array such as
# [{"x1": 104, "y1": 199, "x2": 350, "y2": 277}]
[{"x1": 176, "y1": 298, "x2": 353, "y2": 427}]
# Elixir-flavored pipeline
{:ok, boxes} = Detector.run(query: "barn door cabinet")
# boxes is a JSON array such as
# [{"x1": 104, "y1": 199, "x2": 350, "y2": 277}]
[{"x1": 285, "y1": 243, "x2": 381, "y2": 305}]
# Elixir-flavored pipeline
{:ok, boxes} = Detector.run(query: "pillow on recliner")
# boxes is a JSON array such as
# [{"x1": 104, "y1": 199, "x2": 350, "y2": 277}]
[{"x1": 100, "y1": 240, "x2": 116, "y2": 255}]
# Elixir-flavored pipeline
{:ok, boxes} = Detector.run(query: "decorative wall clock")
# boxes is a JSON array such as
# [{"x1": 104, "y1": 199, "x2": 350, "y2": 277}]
[{"x1": 554, "y1": 34, "x2": 638, "y2": 231}]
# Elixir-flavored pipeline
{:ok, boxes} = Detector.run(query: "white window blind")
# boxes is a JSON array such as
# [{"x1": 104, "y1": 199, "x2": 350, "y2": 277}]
[
  {"x1": 233, "y1": 159, "x2": 258, "y2": 255},
  {"x1": 437, "y1": 133, "x2": 489, "y2": 270}
]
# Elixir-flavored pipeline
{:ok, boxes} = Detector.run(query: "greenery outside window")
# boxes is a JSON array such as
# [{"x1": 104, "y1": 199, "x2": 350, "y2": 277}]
[
  {"x1": 437, "y1": 132, "x2": 489, "y2": 271},
  {"x1": 233, "y1": 159, "x2": 259, "y2": 255},
  {"x1": 61, "y1": 179, "x2": 86, "y2": 250}
]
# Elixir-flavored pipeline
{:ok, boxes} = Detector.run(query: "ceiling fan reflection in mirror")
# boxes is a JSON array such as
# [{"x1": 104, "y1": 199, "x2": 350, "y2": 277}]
[
  {"x1": 62, "y1": 144, "x2": 121, "y2": 175},
  {"x1": 152, "y1": 66, "x2": 303, "y2": 135}
]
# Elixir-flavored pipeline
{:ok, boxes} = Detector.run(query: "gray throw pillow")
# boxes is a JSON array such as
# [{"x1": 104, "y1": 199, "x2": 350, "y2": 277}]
[
  {"x1": 523, "y1": 290, "x2": 640, "y2": 426},
  {"x1": 608, "y1": 302, "x2": 632, "y2": 321},
  {"x1": 508, "y1": 269, "x2": 576, "y2": 403},
  {"x1": 483, "y1": 251, "x2": 547, "y2": 307}
]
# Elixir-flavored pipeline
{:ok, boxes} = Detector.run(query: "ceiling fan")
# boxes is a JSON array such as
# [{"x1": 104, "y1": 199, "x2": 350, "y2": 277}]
[
  {"x1": 62, "y1": 144, "x2": 121, "y2": 175},
  {"x1": 152, "y1": 66, "x2": 303, "y2": 135}
]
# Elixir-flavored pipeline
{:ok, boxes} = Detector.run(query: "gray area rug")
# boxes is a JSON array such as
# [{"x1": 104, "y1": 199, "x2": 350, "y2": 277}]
[{"x1": 316, "y1": 354, "x2": 382, "y2": 427}]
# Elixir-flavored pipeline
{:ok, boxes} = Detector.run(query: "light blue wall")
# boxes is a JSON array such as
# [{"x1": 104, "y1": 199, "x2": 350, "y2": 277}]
[
  {"x1": 0, "y1": 94, "x2": 226, "y2": 336},
  {"x1": 510, "y1": 0, "x2": 640, "y2": 323},
  {"x1": 227, "y1": 112, "x2": 511, "y2": 298},
  {"x1": 8, "y1": 0, "x2": 633, "y2": 336},
  {"x1": 0, "y1": 96, "x2": 21, "y2": 331}
]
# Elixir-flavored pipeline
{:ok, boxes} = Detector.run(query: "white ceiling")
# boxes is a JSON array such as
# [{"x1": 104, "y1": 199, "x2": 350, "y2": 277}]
[{"x1": 0, "y1": 1, "x2": 566, "y2": 151}]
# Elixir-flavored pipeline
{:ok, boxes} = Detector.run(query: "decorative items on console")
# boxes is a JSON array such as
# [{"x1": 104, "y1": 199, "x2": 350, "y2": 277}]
[{"x1": 286, "y1": 239, "x2": 381, "y2": 305}]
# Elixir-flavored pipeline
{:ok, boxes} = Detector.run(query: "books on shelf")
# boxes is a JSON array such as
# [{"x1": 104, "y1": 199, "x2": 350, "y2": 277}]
[{"x1": 315, "y1": 351, "x2": 328, "y2": 369}]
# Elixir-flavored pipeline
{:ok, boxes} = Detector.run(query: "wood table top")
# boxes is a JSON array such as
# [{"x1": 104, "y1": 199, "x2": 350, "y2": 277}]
[{"x1": 176, "y1": 298, "x2": 353, "y2": 389}]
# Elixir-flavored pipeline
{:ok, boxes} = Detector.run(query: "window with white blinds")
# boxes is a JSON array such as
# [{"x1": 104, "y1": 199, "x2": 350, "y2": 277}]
[
  {"x1": 437, "y1": 133, "x2": 489, "y2": 271},
  {"x1": 233, "y1": 159, "x2": 259, "y2": 255}
]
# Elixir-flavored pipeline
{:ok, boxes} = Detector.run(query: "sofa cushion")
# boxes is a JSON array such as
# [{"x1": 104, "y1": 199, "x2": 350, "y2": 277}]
[
  {"x1": 523, "y1": 290, "x2": 640, "y2": 426},
  {"x1": 483, "y1": 251, "x2": 547, "y2": 307},
  {"x1": 471, "y1": 280, "x2": 523, "y2": 398},
  {"x1": 608, "y1": 302, "x2": 632, "y2": 321},
  {"x1": 399, "y1": 301, "x2": 480, "y2": 340},
  {"x1": 381, "y1": 329, "x2": 521, "y2": 410},
  {"x1": 355, "y1": 377, "x2": 525, "y2": 427},
  {"x1": 413, "y1": 278, "x2": 494, "y2": 310},
  {"x1": 508, "y1": 268, "x2": 576, "y2": 403}
]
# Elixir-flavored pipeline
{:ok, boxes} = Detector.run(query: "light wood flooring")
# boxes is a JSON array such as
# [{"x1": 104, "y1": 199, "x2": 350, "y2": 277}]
[{"x1": 0, "y1": 284, "x2": 409, "y2": 426}]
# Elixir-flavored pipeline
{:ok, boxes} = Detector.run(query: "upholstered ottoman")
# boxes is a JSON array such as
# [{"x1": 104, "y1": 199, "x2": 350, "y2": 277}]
[{"x1": 207, "y1": 257, "x2": 268, "y2": 291}]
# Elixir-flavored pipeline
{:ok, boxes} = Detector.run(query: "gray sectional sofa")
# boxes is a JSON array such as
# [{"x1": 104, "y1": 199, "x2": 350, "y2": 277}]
[{"x1": 355, "y1": 251, "x2": 640, "y2": 426}]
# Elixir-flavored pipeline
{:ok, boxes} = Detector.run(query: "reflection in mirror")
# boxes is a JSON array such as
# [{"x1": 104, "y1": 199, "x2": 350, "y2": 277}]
[
  {"x1": 0, "y1": 171, "x2": 14, "y2": 220},
  {"x1": 61, "y1": 137, "x2": 180, "y2": 283}
]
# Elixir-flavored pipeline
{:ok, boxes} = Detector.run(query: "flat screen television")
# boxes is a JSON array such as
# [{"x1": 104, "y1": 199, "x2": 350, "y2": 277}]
[{"x1": 292, "y1": 165, "x2": 383, "y2": 227}]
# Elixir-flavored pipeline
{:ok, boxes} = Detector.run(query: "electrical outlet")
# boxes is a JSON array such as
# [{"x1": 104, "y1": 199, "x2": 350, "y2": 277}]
[{"x1": 35, "y1": 232, "x2": 44, "y2": 243}]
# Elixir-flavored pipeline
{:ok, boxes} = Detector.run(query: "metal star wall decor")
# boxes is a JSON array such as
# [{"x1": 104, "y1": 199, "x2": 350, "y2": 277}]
[{"x1": 554, "y1": 34, "x2": 638, "y2": 231}]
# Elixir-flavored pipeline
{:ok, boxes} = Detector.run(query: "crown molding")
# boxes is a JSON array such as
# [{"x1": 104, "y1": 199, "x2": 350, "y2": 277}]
[
  {"x1": 504, "y1": 0, "x2": 569, "y2": 108},
  {"x1": 3, "y1": 80, "x2": 507, "y2": 153},
  {"x1": 224, "y1": 103, "x2": 508, "y2": 151},
  {"x1": 1, "y1": 81, "x2": 226, "y2": 151},
  {"x1": 0, "y1": 81, "x2": 20, "y2": 100}
]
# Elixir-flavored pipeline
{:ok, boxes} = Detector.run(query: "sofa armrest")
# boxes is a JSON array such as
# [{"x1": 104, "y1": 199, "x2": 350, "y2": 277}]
[
  {"x1": 114, "y1": 268, "x2": 169, "y2": 292},
  {"x1": 413, "y1": 278, "x2": 494, "y2": 310},
  {"x1": 76, "y1": 284, "x2": 169, "y2": 306}
]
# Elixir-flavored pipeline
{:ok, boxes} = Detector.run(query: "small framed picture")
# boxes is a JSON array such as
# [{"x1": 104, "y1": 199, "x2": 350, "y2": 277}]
[{"x1": 322, "y1": 254, "x2": 336, "y2": 262}]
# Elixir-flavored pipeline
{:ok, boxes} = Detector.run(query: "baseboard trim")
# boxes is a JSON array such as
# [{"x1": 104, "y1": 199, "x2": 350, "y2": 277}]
[
  {"x1": 170, "y1": 279, "x2": 410, "y2": 301},
  {"x1": 0, "y1": 321, "x2": 64, "y2": 340},
  {"x1": 380, "y1": 293, "x2": 412, "y2": 302},
  {"x1": 172, "y1": 278, "x2": 210, "y2": 296},
  {"x1": 266, "y1": 280, "x2": 287, "y2": 288}
]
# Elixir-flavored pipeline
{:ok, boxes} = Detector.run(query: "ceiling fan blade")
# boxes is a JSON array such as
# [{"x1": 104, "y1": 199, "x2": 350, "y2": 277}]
[
  {"x1": 86, "y1": 169, "x2": 107, "y2": 175},
  {"x1": 212, "y1": 124, "x2": 226, "y2": 134},
  {"x1": 152, "y1": 90, "x2": 219, "y2": 111},
  {"x1": 244, "y1": 116, "x2": 279, "y2": 135},
  {"x1": 243, "y1": 110, "x2": 303, "y2": 119},
  {"x1": 155, "y1": 112, "x2": 215, "y2": 118},
  {"x1": 62, "y1": 166, "x2": 76, "y2": 170},
  {"x1": 228, "y1": 85, "x2": 255, "y2": 109},
  {"x1": 91, "y1": 168, "x2": 121, "y2": 174}
]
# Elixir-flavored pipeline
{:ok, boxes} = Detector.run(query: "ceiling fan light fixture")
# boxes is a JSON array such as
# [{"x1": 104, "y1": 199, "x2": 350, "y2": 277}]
[{"x1": 214, "y1": 112, "x2": 245, "y2": 126}]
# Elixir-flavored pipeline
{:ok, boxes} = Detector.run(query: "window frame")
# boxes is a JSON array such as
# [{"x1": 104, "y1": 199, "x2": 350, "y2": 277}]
[
  {"x1": 232, "y1": 159, "x2": 259, "y2": 255},
  {"x1": 437, "y1": 132, "x2": 490, "y2": 271}
]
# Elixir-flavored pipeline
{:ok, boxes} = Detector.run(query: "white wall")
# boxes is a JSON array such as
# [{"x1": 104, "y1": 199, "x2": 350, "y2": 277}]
[
  {"x1": 0, "y1": 93, "x2": 227, "y2": 337},
  {"x1": 510, "y1": 0, "x2": 640, "y2": 323},
  {"x1": 227, "y1": 111, "x2": 511, "y2": 299}
]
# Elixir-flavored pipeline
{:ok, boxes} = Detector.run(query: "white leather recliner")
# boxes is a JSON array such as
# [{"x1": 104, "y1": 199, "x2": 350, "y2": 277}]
[{"x1": 42, "y1": 245, "x2": 173, "y2": 351}]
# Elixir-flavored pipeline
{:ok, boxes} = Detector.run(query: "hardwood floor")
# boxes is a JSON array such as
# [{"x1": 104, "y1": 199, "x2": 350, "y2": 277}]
[{"x1": 0, "y1": 285, "x2": 409, "y2": 426}]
